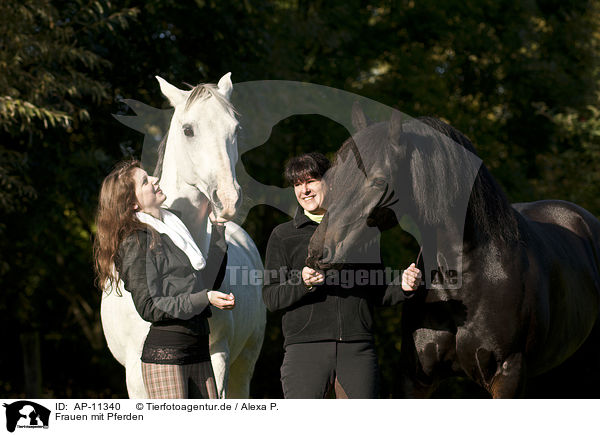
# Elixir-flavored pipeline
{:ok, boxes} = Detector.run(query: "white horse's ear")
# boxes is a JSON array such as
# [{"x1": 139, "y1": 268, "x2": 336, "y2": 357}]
[
  {"x1": 156, "y1": 76, "x2": 189, "y2": 107},
  {"x1": 217, "y1": 72, "x2": 233, "y2": 99}
]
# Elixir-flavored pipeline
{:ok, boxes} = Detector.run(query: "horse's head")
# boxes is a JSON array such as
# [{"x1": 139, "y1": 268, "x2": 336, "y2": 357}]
[
  {"x1": 157, "y1": 73, "x2": 241, "y2": 220},
  {"x1": 306, "y1": 105, "x2": 412, "y2": 270},
  {"x1": 307, "y1": 104, "x2": 484, "y2": 290}
]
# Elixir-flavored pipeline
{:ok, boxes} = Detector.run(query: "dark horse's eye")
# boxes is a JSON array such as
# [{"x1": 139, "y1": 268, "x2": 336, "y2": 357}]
[
  {"x1": 183, "y1": 124, "x2": 194, "y2": 137},
  {"x1": 372, "y1": 177, "x2": 386, "y2": 188}
]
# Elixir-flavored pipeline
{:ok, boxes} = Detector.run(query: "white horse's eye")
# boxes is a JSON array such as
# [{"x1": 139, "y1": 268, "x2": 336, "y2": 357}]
[{"x1": 183, "y1": 125, "x2": 194, "y2": 137}]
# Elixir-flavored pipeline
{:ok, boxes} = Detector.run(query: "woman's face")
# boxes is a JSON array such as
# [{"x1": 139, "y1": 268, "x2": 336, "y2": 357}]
[
  {"x1": 294, "y1": 177, "x2": 326, "y2": 215},
  {"x1": 133, "y1": 168, "x2": 166, "y2": 217}
]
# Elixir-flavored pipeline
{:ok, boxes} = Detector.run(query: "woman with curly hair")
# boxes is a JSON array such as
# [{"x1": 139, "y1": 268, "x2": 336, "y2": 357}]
[{"x1": 94, "y1": 160, "x2": 234, "y2": 398}]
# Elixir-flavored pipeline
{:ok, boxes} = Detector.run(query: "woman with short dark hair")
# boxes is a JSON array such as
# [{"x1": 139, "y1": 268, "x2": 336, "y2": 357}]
[{"x1": 263, "y1": 152, "x2": 421, "y2": 398}]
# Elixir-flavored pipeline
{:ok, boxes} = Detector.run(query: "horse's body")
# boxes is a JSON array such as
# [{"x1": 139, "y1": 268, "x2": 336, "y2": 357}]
[
  {"x1": 400, "y1": 199, "x2": 600, "y2": 397},
  {"x1": 508, "y1": 201, "x2": 600, "y2": 373},
  {"x1": 100, "y1": 74, "x2": 266, "y2": 398},
  {"x1": 308, "y1": 108, "x2": 600, "y2": 397}
]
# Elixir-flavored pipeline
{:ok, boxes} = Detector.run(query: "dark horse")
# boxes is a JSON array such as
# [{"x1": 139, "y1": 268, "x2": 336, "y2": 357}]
[{"x1": 306, "y1": 104, "x2": 600, "y2": 397}]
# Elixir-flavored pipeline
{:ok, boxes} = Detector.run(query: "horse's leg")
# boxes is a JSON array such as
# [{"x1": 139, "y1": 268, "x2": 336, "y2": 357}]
[
  {"x1": 210, "y1": 341, "x2": 230, "y2": 399},
  {"x1": 125, "y1": 358, "x2": 147, "y2": 398},
  {"x1": 398, "y1": 332, "x2": 439, "y2": 398},
  {"x1": 101, "y1": 284, "x2": 151, "y2": 398},
  {"x1": 226, "y1": 325, "x2": 265, "y2": 398},
  {"x1": 488, "y1": 353, "x2": 526, "y2": 398},
  {"x1": 400, "y1": 372, "x2": 438, "y2": 398}
]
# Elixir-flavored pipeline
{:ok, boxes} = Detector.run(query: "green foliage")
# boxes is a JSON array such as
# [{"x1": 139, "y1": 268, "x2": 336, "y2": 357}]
[
  {"x1": 0, "y1": 1, "x2": 138, "y2": 133},
  {"x1": 0, "y1": 0, "x2": 139, "y2": 218},
  {"x1": 0, "y1": 0, "x2": 138, "y2": 397},
  {"x1": 531, "y1": 101, "x2": 600, "y2": 214}
]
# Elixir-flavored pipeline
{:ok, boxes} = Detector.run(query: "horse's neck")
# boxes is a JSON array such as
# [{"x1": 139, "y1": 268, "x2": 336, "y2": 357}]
[
  {"x1": 160, "y1": 146, "x2": 211, "y2": 253},
  {"x1": 389, "y1": 170, "x2": 469, "y2": 290}
]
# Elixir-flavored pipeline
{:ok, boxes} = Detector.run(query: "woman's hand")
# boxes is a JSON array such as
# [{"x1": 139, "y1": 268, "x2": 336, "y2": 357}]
[
  {"x1": 302, "y1": 266, "x2": 325, "y2": 288},
  {"x1": 207, "y1": 290, "x2": 235, "y2": 310},
  {"x1": 402, "y1": 263, "x2": 422, "y2": 291}
]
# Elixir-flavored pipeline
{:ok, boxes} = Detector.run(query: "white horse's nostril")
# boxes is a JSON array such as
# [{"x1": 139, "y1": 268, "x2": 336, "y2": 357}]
[
  {"x1": 211, "y1": 190, "x2": 221, "y2": 208},
  {"x1": 216, "y1": 196, "x2": 240, "y2": 220}
]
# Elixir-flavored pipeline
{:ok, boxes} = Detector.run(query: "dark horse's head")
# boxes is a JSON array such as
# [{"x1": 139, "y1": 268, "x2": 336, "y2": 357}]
[
  {"x1": 306, "y1": 103, "x2": 502, "y2": 289},
  {"x1": 305, "y1": 104, "x2": 410, "y2": 269}
]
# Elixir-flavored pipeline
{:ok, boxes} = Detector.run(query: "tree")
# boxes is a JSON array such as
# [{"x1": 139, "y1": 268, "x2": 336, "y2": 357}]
[{"x1": 0, "y1": 0, "x2": 138, "y2": 397}]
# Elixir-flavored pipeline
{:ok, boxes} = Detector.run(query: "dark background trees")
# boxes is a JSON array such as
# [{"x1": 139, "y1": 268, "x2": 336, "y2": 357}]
[{"x1": 1, "y1": 0, "x2": 599, "y2": 398}]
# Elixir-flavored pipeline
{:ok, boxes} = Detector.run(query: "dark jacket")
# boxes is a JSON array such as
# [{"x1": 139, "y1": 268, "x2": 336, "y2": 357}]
[
  {"x1": 117, "y1": 223, "x2": 227, "y2": 338},
  {"x1": 263, "y1": 207, "x2": 413, "y2": 347}
]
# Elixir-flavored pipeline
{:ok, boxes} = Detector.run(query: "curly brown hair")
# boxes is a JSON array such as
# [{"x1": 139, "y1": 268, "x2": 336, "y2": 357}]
[{"x1": 93, "y1": 160, "x2": 155, "y2": 291}]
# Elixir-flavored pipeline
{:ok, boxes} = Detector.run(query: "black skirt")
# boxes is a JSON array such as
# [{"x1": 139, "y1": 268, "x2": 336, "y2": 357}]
[{"x1": 141, "y1": 327, "x2": 211, "y2": 365}]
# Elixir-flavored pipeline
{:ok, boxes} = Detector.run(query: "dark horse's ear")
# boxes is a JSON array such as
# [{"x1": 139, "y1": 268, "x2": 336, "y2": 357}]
[
  {"x1": 351, "y1": 101, "x2": 369, "y2": 131},
  {"x1": 388, "y1": 109, "x2": 404, "y2": 148}
]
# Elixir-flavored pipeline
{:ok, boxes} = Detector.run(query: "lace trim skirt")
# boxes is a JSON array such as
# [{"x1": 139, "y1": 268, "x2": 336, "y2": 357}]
[{"x1": 141, "y1": 335, "x2": 211, "y2": 365}]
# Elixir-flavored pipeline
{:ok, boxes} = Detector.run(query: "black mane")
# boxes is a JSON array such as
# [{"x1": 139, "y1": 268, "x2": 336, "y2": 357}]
[
  {"x1": 416, "y1": 116, "x2": 519, "y2": 244},
  {"x1": 334, "y1": 115, "x2": 520, "y2": 245}
]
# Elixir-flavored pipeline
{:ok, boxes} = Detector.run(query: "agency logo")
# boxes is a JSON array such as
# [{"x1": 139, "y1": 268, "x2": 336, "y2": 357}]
[
  {"x1": 3, "y1": 401, "x2": 50, "y2": 433},
  {"x1": 115, "y1": 78, "x2": 482, "y2": 289}
]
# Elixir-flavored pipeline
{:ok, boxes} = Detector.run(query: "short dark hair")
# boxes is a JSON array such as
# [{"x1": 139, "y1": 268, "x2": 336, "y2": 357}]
[{"x1": 284, "y1": 152, "x2": 331, "y2": 185}]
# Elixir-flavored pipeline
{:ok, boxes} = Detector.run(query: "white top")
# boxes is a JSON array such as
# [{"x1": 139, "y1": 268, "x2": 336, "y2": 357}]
[{"x1": 135, "y1": 209, "x2": 206, "y2": 270}]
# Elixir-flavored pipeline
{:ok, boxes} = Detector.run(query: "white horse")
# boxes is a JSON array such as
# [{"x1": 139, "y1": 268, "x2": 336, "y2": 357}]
[{"x1": 100, "y1": 73, "x2": 266, "y2": 398}]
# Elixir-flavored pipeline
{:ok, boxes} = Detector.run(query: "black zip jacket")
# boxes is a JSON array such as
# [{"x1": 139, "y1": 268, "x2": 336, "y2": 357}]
[
  {"x1": 263, "y1": 207, "x2": 414, "y2": 347},
  {"x1": 117, "y1": 222, "x2": 227, "y2": 339}
]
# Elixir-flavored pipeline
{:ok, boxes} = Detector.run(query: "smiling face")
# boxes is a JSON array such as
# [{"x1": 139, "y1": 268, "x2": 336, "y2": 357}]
[
  {"x1": 294, "y1": 177, "x2": 327, "y2": 215},
  {"x1": 133, "y1": 167, "x2": 167, "y2": 218}
]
